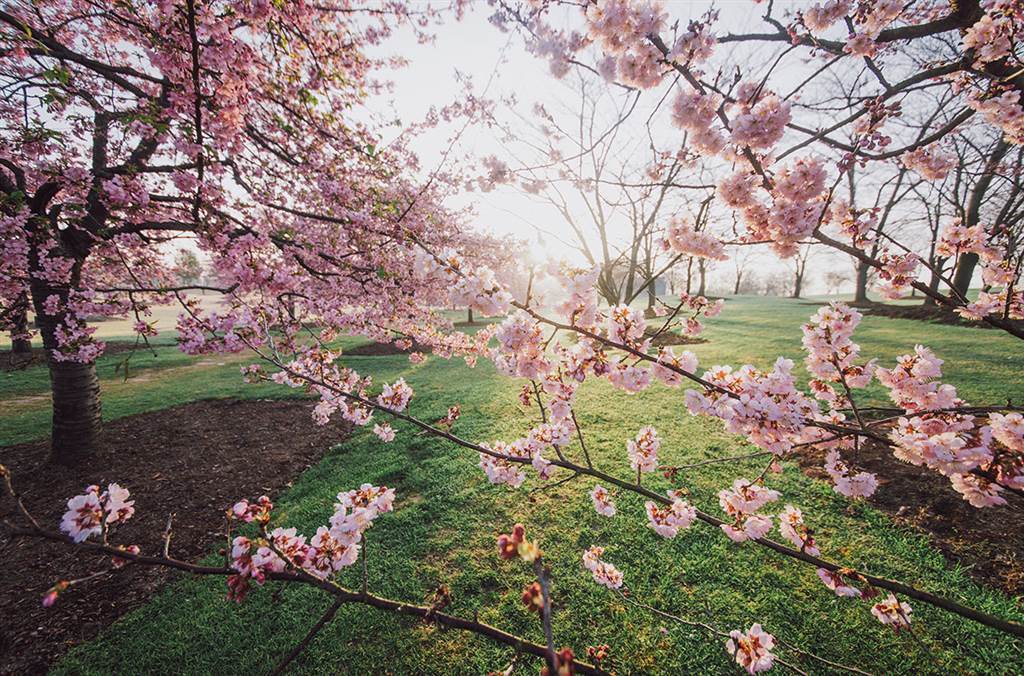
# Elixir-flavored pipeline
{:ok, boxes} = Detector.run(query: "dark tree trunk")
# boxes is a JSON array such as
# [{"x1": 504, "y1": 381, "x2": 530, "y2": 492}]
[
  {"x1": 685, "y1": 258, "x2": 693, "y2": 295},
  {"x1": 10, "y1": 291, "x2": 32, "y2": 354},
  {"x1": 646, "y1": 276, "x2": 657, "y2": 309},
  {"x1": 48, "y1": 359, "x2": 102, "y2": 462},
  {"x1": 697, "y1": 261, "x2": 707, "y2": 297},
  {"x1": 733, "y1": 271, "x2": 742, "y2": 295},
  {"x1": 791, "y1": 273, "x2": 804, "y2": 299},
  {"x1": 29, "y1": 264, "x2": 102, "y2": 465},
  {"x1": 952, "y1": 139, "x2": 1011, "y2": 299},
  {"x1": 853, "y1": 260, "x2": 869, "y2": 303},
  {"x1": 466, "y1": 307, "x2": 475, "y2": 325},
  {"x1": 951, "y1": 252, "x2": 978, "y2": 299}
]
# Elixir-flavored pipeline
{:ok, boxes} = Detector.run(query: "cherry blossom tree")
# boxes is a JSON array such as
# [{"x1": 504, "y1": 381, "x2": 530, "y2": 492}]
[{"x1": 0, "y1": 0, "x2": 483, "y2": 463}]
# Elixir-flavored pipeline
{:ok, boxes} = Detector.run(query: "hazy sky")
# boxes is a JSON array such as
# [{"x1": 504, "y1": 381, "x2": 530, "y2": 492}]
[{"x1": 365, "y1": 2, "x2": 860, "y2": 295}]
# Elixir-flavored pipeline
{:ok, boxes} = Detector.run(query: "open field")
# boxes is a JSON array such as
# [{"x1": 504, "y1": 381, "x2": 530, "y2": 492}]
[{"x1": 2, "y1": 296, "x2": 1023, "y2": 674}]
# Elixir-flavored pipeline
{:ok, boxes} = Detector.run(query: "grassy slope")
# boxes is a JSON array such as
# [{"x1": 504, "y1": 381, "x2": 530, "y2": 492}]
[{"x1": 5, "y1": 297, "x2": 1023, "y2": 674}]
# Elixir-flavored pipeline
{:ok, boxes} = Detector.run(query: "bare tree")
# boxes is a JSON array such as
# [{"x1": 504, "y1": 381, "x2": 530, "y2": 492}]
[
  {"x1": 483, "y1": 75, "x2": 715, "y2": 307},
  {"x1": 790, "y1": 245, "x2": 814, "y2": 299}
]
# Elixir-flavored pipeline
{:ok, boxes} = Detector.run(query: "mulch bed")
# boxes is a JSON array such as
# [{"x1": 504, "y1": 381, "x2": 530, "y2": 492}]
[
  {"x1": 0, "y1": 398, "x2": 348, "y2": 675},
  {"x1": 645, "y1": 330, "x2": 708, "y2": 347},
  {"x1": 796, "y1": 436, "x2": 1024, "y2": 595},
  {"x1": 852, "y1": 301, "x2": 1024, "y2": 332}
]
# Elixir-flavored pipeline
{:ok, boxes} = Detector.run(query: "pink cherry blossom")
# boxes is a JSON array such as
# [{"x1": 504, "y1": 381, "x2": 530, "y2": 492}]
[
  {"x1": 628, "y1": 426, "x2": 661, "y2": 473},
  {"x1": 590, "y1": 485, "x2": 617, "y2": 517},
  {"x1": 871, "y1": 593, "x2": 913, "y2": 631},
  {"x1": 582, "y1": 545, "x2": 624, "y2": 589},
  {"x1": 726, "y1": 623, "x2": 776, "y2": 674},
  {"x1": 646, "y1": 497, "x2": 698, "y2": 538},
  {"x1": 816, "y1": 568, "x2": 862, "y2": 598}
]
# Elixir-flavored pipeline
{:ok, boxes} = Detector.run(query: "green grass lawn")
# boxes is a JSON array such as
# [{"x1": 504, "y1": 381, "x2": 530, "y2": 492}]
[{"x1": 5, "y1": 296, "x2": 1024, "y2": 674}]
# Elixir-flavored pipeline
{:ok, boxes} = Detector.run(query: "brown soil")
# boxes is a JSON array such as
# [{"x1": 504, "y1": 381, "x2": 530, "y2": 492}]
[
  {"x1": 645, "y1": 330, "x2": 708, "y2": 347},
  {"x1": 852, "y1": 301, "x2": 1024, "y2": 332},
  {"x1": 1, "y1": 342, "x2": 144, "y2": 372},
  {"x1": 796, "y1": 435, "x2": 1024, "y2": 595},
  {"x1": 0, "y1": 398, "x2": 348, "y2": 675}
]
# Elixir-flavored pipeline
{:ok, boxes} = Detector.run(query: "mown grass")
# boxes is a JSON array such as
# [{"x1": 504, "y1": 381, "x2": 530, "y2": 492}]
[
  {"x1": 4, "y1": 296, "x2": 1023, "y2": 674},
  {"x1": 0, "y1": 335, "x2": 372, "y2": 446}
]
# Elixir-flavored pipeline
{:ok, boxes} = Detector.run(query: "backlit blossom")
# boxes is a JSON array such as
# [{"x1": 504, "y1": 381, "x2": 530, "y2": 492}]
[
  {"x1": 730, "y1": 95, "x2": 790, "y2": 150},
  {"x1": 662, "y1": 219, "x2": 727, "y2": 260},
  {"x1": 901, "y1": 145, "x2": 955, "y2": 181}
]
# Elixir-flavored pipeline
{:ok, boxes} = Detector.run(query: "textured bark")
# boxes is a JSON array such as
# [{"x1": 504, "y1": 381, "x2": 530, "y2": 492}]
[
  {"x1": 28, "y1": 255, "x2": 102, "y2": 464},
  {"x1": 47, "y1": 359, "x2": 102, "y2": 464},
  {"x1": 466, "y1": 307, "x2": 475, "y2": 325}
]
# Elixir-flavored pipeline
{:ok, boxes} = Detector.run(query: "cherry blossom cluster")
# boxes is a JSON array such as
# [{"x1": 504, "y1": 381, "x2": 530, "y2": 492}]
[
  {"x1": 867, "y1": 340, "x2": 1023, "y2": 505},
  {"x1": 801, "y1": 302, "x2": 875, "y2": 405},
  {"x1": 645, "y1": 493, "x2": 697, "y2": 538},
  {"x1": 685, "y1": 358, "x2": 818, "y2": 455},
  {"x1": 589, "y1": 485, "x2": 617, "y2": 517},
  {"x1": 933, "y1": 223, "x2": 1024, "y2": 323},
  {"x1": 717, "y1": 479, "x2": 780, "y2": 543},
  {"x1": 60, "y1": 484, "x2": 136, "y2": 543},
  {"x1": 550, "y1": 264, "x2": 600, "y2": 329},
  {"x1": 870, "y1": 593, "x2": 913, "y2": 632},
  {"x1": 777, "y1": 505, "x2": 819, "y2": 555},
  {"x1": 606, "y1": 304, "x2": 648, "y2": 348},
  {"x1": 377, "y1": 378, "x2": 414, "y2": 413},
  {"x1": 581, "y1": 545, "x2": 624, "y2": 589},
  {"x1": 725, "y1": 624, "x2": 776, "y2": 675},
  {"x1": 228, "y1": 483, "x2": 394, "y2": 600},
  {"x1": 627, "y1": 425, "x2": 661, "y2": 473},
  {"x1": 823, "y1": 449, "x2": 879, "y2": 499},
  {"x1": 661, "y1": 218, "x2": 727, "y2": 261},
  {"x1": 479, "y1": 418, "x2": 573, "y2": 487},
  {"x1": 493, "y1": 311, "x2": 552, "y2": 379},
  {"x1": 900, "y1": 145, "x2": 955, "y2": 181},
  {"x1": 875, "y1": 253, "x2": 921, "y2": 301},
  {"x1": 652, "y1": 346, "x2": 699, "y2": 386},
  {"x1": 962, "y1": 0, "x2": 1022, "y2": 66},
  {"x1": 582, "y1": 0, "x2": 670, "y2": 89}
]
